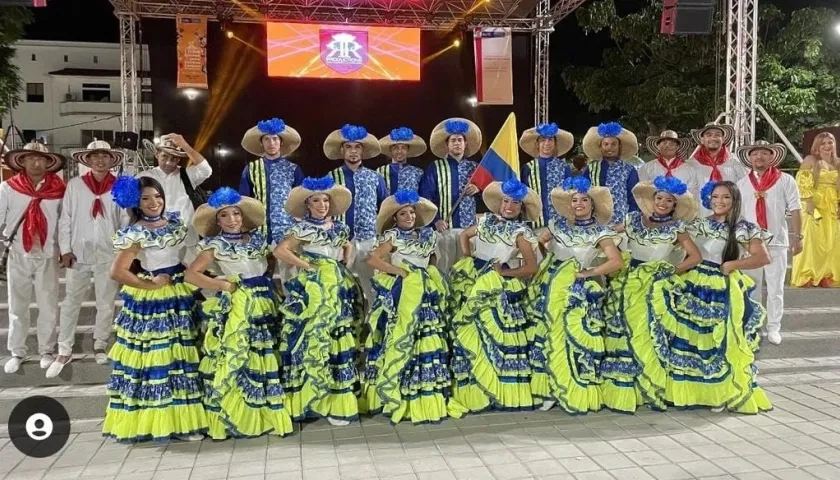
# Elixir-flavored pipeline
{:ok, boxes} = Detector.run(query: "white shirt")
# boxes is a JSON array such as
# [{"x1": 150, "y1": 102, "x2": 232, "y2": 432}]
[
  {"x1": 737, "y1": 171, "x2": 800, "y2": 247},
  {"x1": 0, "y1": 179, "x2": 62, "y2": 258},
  {"x1": 638, "y1": 159, "x2": 701, "y2": 200},
  {"x1": 58, "y1": 175, "x2": 121, "y2": 264},
  {"x1": 135, "y1": 162, "x2": 212, "y2": 246},
  {"x1": 686, "y1": 150, "x2": 749, "y2": 185}
]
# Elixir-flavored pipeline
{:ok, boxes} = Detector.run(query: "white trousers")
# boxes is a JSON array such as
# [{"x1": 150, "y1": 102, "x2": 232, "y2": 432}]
[
  {"x1": 6, "y1": 252, "x2": 60, "y2": 357},
  {"x1": 351, "y1": 238, "x2": 377, "y2": 306},
  {"x1": 744, "y1": 245, "x2": 787, "y2": 334},
  {"x1": 57, "y1": 261, "x2": 120, "y2": 356},
  {"x1": 435, "y1": 228, "x2": 464, "y2": 275}
]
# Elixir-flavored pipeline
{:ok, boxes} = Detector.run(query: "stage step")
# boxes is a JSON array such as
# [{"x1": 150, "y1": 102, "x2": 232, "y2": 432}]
[{"x1": 0, "y1": 353, "x2": 110, "y2": 389}]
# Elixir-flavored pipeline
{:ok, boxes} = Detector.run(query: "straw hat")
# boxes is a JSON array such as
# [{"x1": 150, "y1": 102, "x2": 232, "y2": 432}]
[
  {"x1": 632, "y1": 175, "x2": 697, "y2": 222},
  {"x1": 581, "y1": 122, "x2": 639, "y2": 161},
  {"x1": 323, "y1": 124, "x2": 381, "y2": 160},
  {"x1": 519, "y1": 122, "x2": 574, "y2": 159},
  {"x1": 550, "y1": 176, "x2": 614, "y2": 226},
  {"x1": 376, "y1": 190, "x2": 438, "y2": 233},
  {"x1": 482, "y1": 178, "x2": 542, "y2": 223},
  {"x1": 645, "y1": 130, "x2": 693, "y2": 160},
  {"x1": 142, "y1": 134, "x2": 192, "y2": 166},
  {"x1": 285, "y1": 175, "x2": 352, "y2": 219},
  {"x1": 690, "y1": 122, "x2": 735, "y2": 146},
  {"x1": 735, "y1": 140, "x2": 786, "y2": 169},
  {"x1": 71, "y1": 140, "x2": 125, "y2": 169},
  {"x1": 193, "y1": 187, "x2": 266, "y2": 238},
  {"x1": 241, "y1": 117, "x2": 302, "y2": 157},
  {"x1": 379, "y1": 127, "x2": 427, "y2": 158},
  {"x1": 429, "y1": 118, "x2": 482, "y2": 158},
  {"x1": 2, "y1": 142, "x2": 66, "y2": 173}
]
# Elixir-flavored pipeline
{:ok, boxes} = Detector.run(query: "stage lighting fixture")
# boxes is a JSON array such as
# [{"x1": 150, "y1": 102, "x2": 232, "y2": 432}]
[
  {"x1": 153, "y1": 137, "x2": 161, "y2": 145},
  {"x1": 226, "y1": 30, "x2": 234, "y2": 39},
  {"x1": 466, "y1": 96, "x2": 478, "y2": 107},
  {"x1": 183, "y1": 88, "x2": 200, "y2": 100},
  {"x1": 217, "y1": 147, "x2": 229, "y2": 157},
  {"x1": 835, "y1": 22, "x2": 840, "y2": 35},
  {"x1": 453, "y1": 39, "x2": 461, "y2": 48}
]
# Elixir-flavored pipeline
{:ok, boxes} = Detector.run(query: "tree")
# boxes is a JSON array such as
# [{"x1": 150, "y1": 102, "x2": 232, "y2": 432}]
[{"x1": 0, "y1": 7, "x2": 34, "y2": 120}]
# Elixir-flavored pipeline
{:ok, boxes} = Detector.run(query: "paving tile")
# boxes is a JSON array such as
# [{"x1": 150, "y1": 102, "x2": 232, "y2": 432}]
[
  {"x1": 558, "y1": 457, "x2": 601, "y2": 474},
  {"x1": 487, "y1": 461, "x2": 532, "y2": 480},
  {"x1": 592, "y1": 453, "x2": 635, "y2": 470},
  {"x1": 452, "y1": 466, "x2": 495, "y2": 480},
  {"x1": 643, "y1": 463, "x2": 693, "y2": 480},
  {"x1": 607, "y1": 467, "x2": 655, "y2": 480},
  {"x1": 573, "y1": 470, "x2": 615, "y2": 480},
  {"x1": 410, "y1": 455, "x2": 450, "y2": 473},
  {"x1": 803, "y1": 464, "x2": 840, "y2": 480},
  {"x1": 444, "y1": 453, "x2": 485, "y2": 470},
  {"x1": 625, "y1": 450, "x2": 670, "y2": 467},
  {"x1": 678, "y1": 460, "x2": 726, "y2": 478},
  {"x1": 711, "y1": 457, "x2": 762, "y2": 475},
  {"x1": 776, "y1": 450, "x2": 826, "y2": 467}
]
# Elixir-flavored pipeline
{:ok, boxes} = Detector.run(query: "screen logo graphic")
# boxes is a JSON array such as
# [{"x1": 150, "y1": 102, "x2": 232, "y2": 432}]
[
  {"x1": 8, "y1": 396, "x2": 71, "y2": 458},
  {"x1": 320, "y1": 30, "x2": 369, "y2": 75}
]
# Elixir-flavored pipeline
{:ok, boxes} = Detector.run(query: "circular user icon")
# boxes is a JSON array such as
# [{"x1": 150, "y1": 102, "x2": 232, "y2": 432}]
[{"x1": 8, "y1": 396, "x2": 71, "y2": 458}]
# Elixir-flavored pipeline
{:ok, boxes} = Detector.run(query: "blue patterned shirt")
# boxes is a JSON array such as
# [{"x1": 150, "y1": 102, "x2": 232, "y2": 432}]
[
  {"x1": 419, "y1": 156, "x2": 478, "y2": 229},
  {"x1": 329, "y1": 165, "x2": 388, "y2": 241},
  {"x1": 376, "y1": 162, "x2": 423, "y2": 194},
  {"x1": 584, "y1": 159, "x2": 639, "y2": 224},
  {"x1": 239, "y1": 157, "x2": 304, "y2": 245},
  {"x1": 522, "y1": 156, "x2": 573, "y2": 229}
]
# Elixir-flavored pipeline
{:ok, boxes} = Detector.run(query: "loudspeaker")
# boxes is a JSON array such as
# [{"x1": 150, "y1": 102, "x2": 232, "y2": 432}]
[
  {"x1": 114, "y1": 131, "x2": 139, "y2": 150},
  {"x1": 661, "y1": 0, "x2": 716, "y2": 35}
]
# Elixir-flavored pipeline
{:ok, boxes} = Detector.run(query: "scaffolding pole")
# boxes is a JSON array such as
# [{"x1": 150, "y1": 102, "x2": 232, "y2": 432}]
[
  {"x1": 119, "y1": 13, "x2": 140, "y2": 135},
  {"x1": 725, "y1": 0, "x2": 758, "y2": 149},
  {"x1": 533, "y1": 0, "x2": 551, "y2": 125}
]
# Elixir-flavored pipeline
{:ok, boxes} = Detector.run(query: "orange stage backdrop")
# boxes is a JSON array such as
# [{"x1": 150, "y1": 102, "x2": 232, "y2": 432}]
[
  {"x1": 266, "y1": 22, "x2": 421, "y2": 81},
  {"x1": 176, "y1": 15, "x2": 208, "y2": 89}
]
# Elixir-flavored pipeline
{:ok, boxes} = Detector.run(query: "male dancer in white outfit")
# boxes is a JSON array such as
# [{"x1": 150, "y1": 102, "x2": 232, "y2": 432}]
[
  {"x1": 47, "y1": 141, "x2": 124, "y2": 377},
  {"x1": 687, "y1": 122, "x2": 749, "y2": 216},
  {"x1": 640, "y1": 130, "x2": 699, "y2": 197},
  {"x1": 1, "y1": 143, "x2": 66, "y2": 373},
  {"x1": 736, "y1": 141, "x2": 802, "y2": 345}
]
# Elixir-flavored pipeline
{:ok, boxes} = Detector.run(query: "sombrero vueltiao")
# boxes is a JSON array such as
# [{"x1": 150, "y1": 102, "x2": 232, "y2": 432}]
[
  {"x1": 429, "y1": 118, "x2": 482, "y2": 158},
  {"x1": 735, "y1": 140, "x2": 786, "y2": 169},
  {"x1": 3, "y1": 142, "x2": 67, "y2": 173},
  {"x1": 550, "y1": 176, "x2": 614, "y2": 226},
  {"x1": 142, "y1": 134, "x2": 192, "y2": 166},
  {"x1": 582, "y1": 122, "x2": 639, "y2": 161},
  {"x1": 193, "y1": 187, "x2": 266, "y2": 238},
  {"x1": 241, "y1": 117, "x2": 302, "y2": 157},
  {"x1": 645, "y1": 130, "x2": 694, "y2": 160},
  {"x1": 519, "y1": 122, "x2": 574, "y2": 159},
  {"x1": 376, "y1": 190, "x2": 438, "y2": 233},
  {"x1": 483, "y1": 178, "x2": 543, "y2": 223},
  {"x1": 323, "y1": 124, "x2": 381, "y2": 160},
  {"x1": 378, "y1": 127, "x2": 427, "y2": 158},
  {"x1": 285, "y1": 175, "x2": 352, "y2": 219},
  {"x1": 632, "y1": 175, "x2": 697, "y2": 222},
  {"x1": 71, "y1": 140, "x2": 125, "y2": 170},
  {"x1": 690, "y1": 122, "x2": 736, "y2": 146}
]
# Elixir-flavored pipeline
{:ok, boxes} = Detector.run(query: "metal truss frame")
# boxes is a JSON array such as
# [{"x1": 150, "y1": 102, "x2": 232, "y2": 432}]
[{"x1": 724, "y1": 0, "x2": 757, "y2": 149}]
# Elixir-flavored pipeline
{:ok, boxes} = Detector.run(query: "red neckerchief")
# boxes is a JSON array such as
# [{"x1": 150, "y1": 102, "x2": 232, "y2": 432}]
[
  {"x1": 693, "y1": 146, "x2": 730, "y2": 182},
  {"x1": 6, "y1": 172, "x2": 66, "y2": 252},
  {"x1": 657, "y1": 156, "x2": 684, "y2": 177},
  {"x1": 748, "y1": 167, "x2": 782, "y2": 229},
  {"x1": 81, "y1": 171, "x2": 116, "y2": 219}
]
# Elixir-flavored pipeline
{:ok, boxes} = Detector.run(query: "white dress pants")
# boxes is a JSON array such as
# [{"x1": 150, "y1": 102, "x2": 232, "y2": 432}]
[
  {"x1": 57, "y1": 261, "x2": 120, "y2": 356},
  {"x1": 6, "y1": 252, "x2": 60, "y2": 357},
  {"x1": 351, "y1": 238, "x2": 377, "y2": 307},
  {"x1": 744, "y1": 245, "x2": 787, "y2": 334},
  {"x1": 435, "y1": 228, "x2": 464, "y2": 275}
]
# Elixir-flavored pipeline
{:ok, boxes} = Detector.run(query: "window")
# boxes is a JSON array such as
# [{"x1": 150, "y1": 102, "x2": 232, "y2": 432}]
[
  {"x1": 81, "y1": 83, "x2": 110, "y2": 102},
  {"x1": 26, "y1": 83, "x2": 44, "y2": 103},
  {"x1": 30, "y1": 53, "x2": 36, "y2": 61},
  {"x1": 93, "y1": 55, "x2": 99, "y2": 64},
  {"x1": 81, "y1": 130, "x2": 114, "y2": 145},
  {"x1": 64, "y1": 55, "x2": 68, "y2": 62},
  {"x1": 22, "y1": 130, "x2": 38, "y2": 143},
  {"x1": 141, "y1": 87, "x2": 152, "y2": 103}
]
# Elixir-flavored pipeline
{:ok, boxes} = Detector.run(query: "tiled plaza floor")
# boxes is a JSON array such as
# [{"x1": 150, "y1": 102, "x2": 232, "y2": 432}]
[{"x1": 3, "y1": 380, "x2": 840, "y2": 480}]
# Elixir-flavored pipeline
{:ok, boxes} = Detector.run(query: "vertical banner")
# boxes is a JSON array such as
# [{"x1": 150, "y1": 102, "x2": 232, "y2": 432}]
[
  {"x1": 473, "y1": 27, "x2": 513, "y2": 105},
  {"x1": 176, "y1": 15, "x2": 208, "y2": 89}
]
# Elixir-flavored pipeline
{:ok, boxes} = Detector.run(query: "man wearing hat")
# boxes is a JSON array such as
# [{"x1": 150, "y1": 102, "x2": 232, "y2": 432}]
[
  {"x1": 0, "y1": 142, "x2": 66, "y2": 374},
  {"x1": 326, "y1": 124, "x2": 387, "y2": 301},
  {"x1": 581, "y1": 122, "x2": 641, "y2": 225},
  {"x1": 736, "y1": 141, "x2": 802, "y2": 346},
  {"x1": 47, "y1": 141, "x2": 124, "y2": 377},
  {"x1": 520, "y1": 122, "x2": 574, "y2": 230},
  {"x1": 137, "y1": 133, "x2": 211, "y2": 260},
  {"x1": 239, "y1": 117, "x2": 304, "y2": 245},
  {"x1": 640, "y1": 130, "x2": 700, "y2": 198},
  {"x1": 688, "y1": 122, "x2": 749, "y2": 215},
  {"x1": 419, "y1": 118, "x2": 483, "y2": 273},
  {"x1": 376, "y1": 127, "x2": 426, "y2": 194}
]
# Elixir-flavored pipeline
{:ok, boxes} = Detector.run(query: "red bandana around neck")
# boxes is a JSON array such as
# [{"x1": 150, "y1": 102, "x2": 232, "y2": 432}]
[
  {"x1": 657, "y1": 156, "x2": 684, "y2": 177},
  {"x1": 6, "y1": 172, "x2": 67, "y2": 252},
  {"x1": 748, "y1": 167, "x2": 782, "y2": 229},
  {"x1": 694, "y1": 145, "x2": 730, "y2": 182},
  {"x1": 81, "y1": 171, "x2": 116, "y2": 219}
]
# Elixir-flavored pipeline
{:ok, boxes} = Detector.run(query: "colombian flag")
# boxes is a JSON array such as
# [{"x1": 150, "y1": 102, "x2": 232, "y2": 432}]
[{"x1": 470, "y1": 113, "x2": 520, "y2": 189}]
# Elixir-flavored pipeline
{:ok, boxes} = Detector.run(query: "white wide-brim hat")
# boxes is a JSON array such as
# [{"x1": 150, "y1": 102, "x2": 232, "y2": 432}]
[
  {"x1": 323, "y1": 125, "x2": 381, "y2": 161},
  {"x1": 3, "y1": 142, "x2": 66, "y2": 173},
  {"x1": 429, "y1": 117, "x2": 482, "y2": 158},
  {"x1": 71, "y1": 140, "x2": 125, "y2": 169},
  {"x1": 645, "y1": 130, "x2": 694, "y2": 160},
  {"x1": 379, "y1": 127, "x2": 427, "y2": 158},
  {"x1": 193, "y1": 187, "x2": 266, "y2": 237},
  {"x1": 519, "y1": 123, "x2": 574, "y2": 159},
  {"x1": 582, "y1": 122, "x2": 639, "y2": 161},
  {"x1": 735, "y1": 140, "x2": 786, "y2": 169},
  {"x1": 241, "y1": 118, "x2": 302, "y2": 157},
  {"x1": 286, "y1": 176, "x2": 353, "y2": 219},
  {"x1": 376, "y1": 191, "x2": 438, "y2": 233},
  {"x1": 632, "y1": 176, "x2": 698, "y2": 222},
  {"x1": 482, "y1": 179, "x2": 542, "y2": 223}
]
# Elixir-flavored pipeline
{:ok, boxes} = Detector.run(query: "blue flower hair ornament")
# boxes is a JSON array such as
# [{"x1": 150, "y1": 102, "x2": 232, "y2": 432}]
[
  {"x1": 257, "y1": 118, "x2": 286, "y2": 136},
  {"x1": 700, "y1": 181, "x2": 718, "y2": 210},
  {"x1": 394, "y1": 189, "x2": 420, "y2": 205},
  {"x1": 597, "y1": 122, "x2": 623, "y2": 138},
  {"x1": 444, "y1": 119, "x2": 469, "y2": 136},
  {"x1": 111, "y1": 175, "x2": 141, "y2": 209},
  {"x1": 501, "y1": 178, "x2": 529, "y2": 201},
  {"x1": 536, "y1": 122, "x2": 560, "y2": 138},
  {"x1": 562, "y1": 175, "x2": 592, "y2": 194},
  {"x1": 302, "y1": 175, "x2": 336, "y2": 191},
  {"x1": 389, "y1": 127, "x2": 414, "y2": 142},
  {"x1": 208, "y1": 187, "x2": 242, "y2": 209},
  {"x1": 340, "y1": 124, "x2": 368, "y2": 142},
  {"x1": 653, "y1": 175, "x2": 688, "y2": 196}
]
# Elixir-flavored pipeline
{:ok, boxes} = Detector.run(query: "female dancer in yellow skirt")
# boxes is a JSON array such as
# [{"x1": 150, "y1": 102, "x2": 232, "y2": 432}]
[
  {"x1": 361, "y1": 190, "x2": 451, "y2": 424},
  {"x1": 448, "y1": 178, "x2": 541, "y2": 416},
  {"x1": 791, "y1": 132, "x2": 840, "y2": 287},
  {"x1": 104, "y1": 176, "x2": 208, "y2": 443},
  {"x1": 186, "y1": 187, "x2": 294, "y2": 439},
  {"x1": 273, "y1": 176, "x2": 365, "y2": 426},
  {"x1": 528, "y1": 176, "x2": 623, "y2": 413},
  {"x1": 668, "y1": 181, "x2": 771, "y2": 413},
  {"x1": 601, "y1": 176, "x2": 702, "y2": 413}
]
